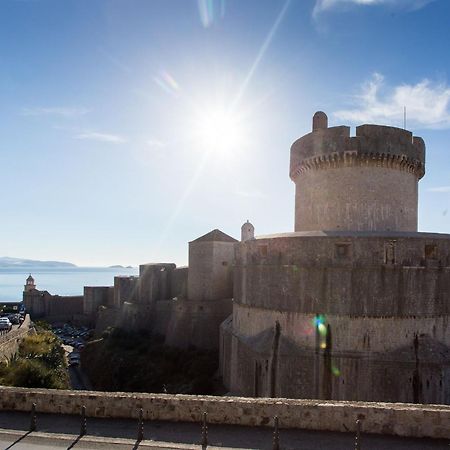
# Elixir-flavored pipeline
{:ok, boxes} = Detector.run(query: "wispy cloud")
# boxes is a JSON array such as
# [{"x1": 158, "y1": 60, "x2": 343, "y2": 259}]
[
  {"x1": 74, "y1": 131, "x2": 126, "y2": 143},
  {"x1": 334, "y1": 73, "x2": 450, "y2": 129},
  {"x1": 146, "y1": 139, "x2": 166, "y2": 148},
  {"x1": 21, "y1": 106, "x2": 89, "y2": 117},
  {"x1": 428, "y1": 186, "x2": 450, "y2": 193},
  {"x1": 313, "y1": 0, "x2": 435, "y2": 17}
]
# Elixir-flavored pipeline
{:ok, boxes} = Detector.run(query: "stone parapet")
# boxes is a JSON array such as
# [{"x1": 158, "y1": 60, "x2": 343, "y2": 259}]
[
  {"x1": 290, "y1": 124, "x2": 425, "y2": 181},
  {"x1": 0, "y1": 386, "x2": 448, "y2": 439}
]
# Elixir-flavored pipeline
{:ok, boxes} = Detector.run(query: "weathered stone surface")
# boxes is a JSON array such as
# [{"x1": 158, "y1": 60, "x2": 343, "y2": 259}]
[
  {"x1": 221, "y1": 114, "x2": 450, "y2": 405},
  {"x1": 290, "y1": 118, "x2": 425, "y2": 232},
  {"x1": 0, "y1": 387, "x2": 448, "y2": 439}
]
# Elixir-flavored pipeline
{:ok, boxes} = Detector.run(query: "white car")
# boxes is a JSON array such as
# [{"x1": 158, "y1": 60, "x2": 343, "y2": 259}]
[{"x1": 0, "y1": 318, "x2": 12, "y2": 331}]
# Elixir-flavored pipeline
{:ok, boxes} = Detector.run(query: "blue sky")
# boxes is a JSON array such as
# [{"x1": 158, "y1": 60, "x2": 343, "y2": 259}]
[{"x1": 0, "y1": 0, "x2": 449, "y2": 266}]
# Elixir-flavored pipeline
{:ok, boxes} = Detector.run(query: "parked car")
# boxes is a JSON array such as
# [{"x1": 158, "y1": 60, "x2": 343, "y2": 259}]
[
  {"x1": 8, "y1": 314, "x2": 20, "y2": 325},
  {"x1": 0, "y1": 318, "x2": 12, "y2": 331}
]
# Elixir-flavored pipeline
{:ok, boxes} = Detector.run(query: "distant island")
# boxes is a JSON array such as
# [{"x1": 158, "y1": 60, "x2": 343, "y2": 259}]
[
  {"x1": 0, "y1": 257, "x2": 135, "y2": 270},
  {"x1": 0, "y1": 257, "x2": 77, "y2": 268}
]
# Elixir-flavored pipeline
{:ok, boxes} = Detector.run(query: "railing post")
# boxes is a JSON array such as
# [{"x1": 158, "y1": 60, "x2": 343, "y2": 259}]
[
  {"x1": 201, "y1": 411, "x2": 208, "y2": 448},
  {"x1": 80, "y1": 405, "x2": 87, "y2": 436},
  {"x1": 355, "y1": 419, "x2": 361, "y2": 450},
  {"x1": 137, "y1": 408, "x2": 144, "y2": 441},
  {"x1": 273, "y1": 415, "x2": 280, "y2": 450},
  {"x1": 29, "y1": 403, "x2": 37, "y2": 432}
]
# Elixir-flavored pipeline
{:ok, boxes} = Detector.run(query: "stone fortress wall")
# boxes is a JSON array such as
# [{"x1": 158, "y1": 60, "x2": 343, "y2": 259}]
[
  {"x1": 221, "y1": 112, "x2": 450, "y2": 405},
  {"x1": 0, "y1": 386, "x2": 449, "y2": 439},
  {"x1": 105, "y1": 231, "x2": 236, "y2": 349},
  {"x1": 24, "y1": 230, "x2": 237, "y2": 351},
  {"x1": 290, "y1": 112, "x2": 425, "y2": 232},
  {"x1": 23, "y1": 288, "x2": 84, "y2": 324}
]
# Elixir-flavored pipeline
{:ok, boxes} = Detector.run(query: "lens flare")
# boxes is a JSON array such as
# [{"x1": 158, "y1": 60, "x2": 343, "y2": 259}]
[
  {"x1": 331, "y1": 366, "x2": 341, "y2": 377},
  {"x1": 198, "y1": 0, "x2": 225, "y2": 28},
  {"x1": 313, "y1": 314, "x2": 325, "y2": 327},
  {"x1": 317, "y1": 323, "x2": 327, "y2": 336},
  {"x1": 153, "y1": 71, "x2": 180, "y2": 97}
]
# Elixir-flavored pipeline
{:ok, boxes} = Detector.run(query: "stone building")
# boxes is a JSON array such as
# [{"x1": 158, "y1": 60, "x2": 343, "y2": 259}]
[
  {"x1": 94, "y1": 229, "x2": 237, "y2": 350},
  {"x1": 220, "y1": 112, "x2": 450, "y2": 404},
  {"x1": 23, "y1": 275, "x2": 84, "y2": 323}
]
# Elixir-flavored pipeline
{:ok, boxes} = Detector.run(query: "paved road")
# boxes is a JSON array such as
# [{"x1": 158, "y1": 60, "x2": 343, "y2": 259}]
[
  {"x1": 63, "y1": 344, "x2": 93, "y2": 391},
  {"x1": 0, "y1": 411, "x2": 447, "y2": 449}
]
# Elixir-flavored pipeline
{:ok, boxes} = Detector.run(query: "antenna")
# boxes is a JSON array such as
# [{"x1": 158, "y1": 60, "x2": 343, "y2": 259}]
[{"x1": 403, "y1": 106, "x2": 407, "y2": 129}]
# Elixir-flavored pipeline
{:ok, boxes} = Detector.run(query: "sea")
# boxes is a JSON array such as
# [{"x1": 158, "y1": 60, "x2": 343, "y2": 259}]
[{"x1": 0, "y1": 267, "x2": 139, "y2": 303}]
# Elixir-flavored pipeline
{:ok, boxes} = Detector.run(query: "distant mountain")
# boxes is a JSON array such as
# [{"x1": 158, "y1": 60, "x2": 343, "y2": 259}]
[
  {"x1": 0, "y1": 257, "x2": 77, "y2": 268},
  {"x1": 109, "y1": 265, "x2": 135, "y2": 269}
]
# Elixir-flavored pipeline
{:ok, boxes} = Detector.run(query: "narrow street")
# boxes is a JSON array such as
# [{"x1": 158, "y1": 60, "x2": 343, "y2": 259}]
[{"x1": 63, "y1": 344, "x2": 92, "y2": 391}]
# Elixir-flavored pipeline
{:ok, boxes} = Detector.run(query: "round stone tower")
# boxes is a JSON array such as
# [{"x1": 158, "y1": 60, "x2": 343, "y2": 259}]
[{"x1": 290, "y1": 112, "x2": 425, "y2": 232}]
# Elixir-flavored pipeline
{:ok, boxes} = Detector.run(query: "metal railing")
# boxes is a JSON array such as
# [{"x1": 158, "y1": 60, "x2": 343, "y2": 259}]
[{"x1": 25, "y1": 403, "x2": 365, "y2": 449}]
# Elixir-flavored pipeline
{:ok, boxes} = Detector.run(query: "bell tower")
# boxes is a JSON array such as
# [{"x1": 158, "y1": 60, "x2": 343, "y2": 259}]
[{"x1": 24, "y1": 274, "x2": 36, "y2": 292}]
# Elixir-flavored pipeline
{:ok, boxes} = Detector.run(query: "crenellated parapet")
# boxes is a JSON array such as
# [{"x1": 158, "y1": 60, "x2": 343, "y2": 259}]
[
  {"x1": 290, "y1": 122, "x2": 425, "y2": 181},
  {"x1": 290, "y1": 112, "x2": 425, "y2": 232}
]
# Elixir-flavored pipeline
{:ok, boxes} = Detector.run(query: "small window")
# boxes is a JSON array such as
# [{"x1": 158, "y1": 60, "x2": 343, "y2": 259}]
[
  {"x1": 384, "y1": 241, "x2": 396, "y2": 264},
  {"x1": 335, "y1": 243, "x2": 350, "y2": 259},
  {"x1": 222, "y1": 261, "x2": 228, "y2": 266},
  {"x1": 259, "y1": 245, "x2": 268, "y2": 257},
  {"x1": 425, "y1": 244, "x2": 437, "y2": 260}
]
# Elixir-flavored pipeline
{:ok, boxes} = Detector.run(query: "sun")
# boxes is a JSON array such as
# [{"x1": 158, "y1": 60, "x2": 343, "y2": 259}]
[{"x1": 193, "y1": 107, "x2": 244, "y2": 156}]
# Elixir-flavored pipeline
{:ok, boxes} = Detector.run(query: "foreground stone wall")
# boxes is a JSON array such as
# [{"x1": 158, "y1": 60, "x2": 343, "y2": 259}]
[{"x1": 0, "y1": 386, "x2": 448, "y2": 439}]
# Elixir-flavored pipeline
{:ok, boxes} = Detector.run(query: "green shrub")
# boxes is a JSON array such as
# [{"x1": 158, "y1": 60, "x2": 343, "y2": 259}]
[{"x1": 0, "y1": 330, "x2": 68, "y2": 389}]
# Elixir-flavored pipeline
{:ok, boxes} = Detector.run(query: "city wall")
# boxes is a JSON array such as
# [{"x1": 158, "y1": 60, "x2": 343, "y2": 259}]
[
  {"x1": 235, "y1": 232, "x2": 450, "y2": 316},
  {"x1": 0, "y1": 386, "x2": 448, "y2": 439},
  {"x1": 0, "y1": 315, "x2": 31, "y2": 361}
]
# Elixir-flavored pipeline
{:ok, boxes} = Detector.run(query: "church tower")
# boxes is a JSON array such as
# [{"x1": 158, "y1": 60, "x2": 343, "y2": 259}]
[{"x1": 24, "y1": 274, "x2": 36, "y2": 292}]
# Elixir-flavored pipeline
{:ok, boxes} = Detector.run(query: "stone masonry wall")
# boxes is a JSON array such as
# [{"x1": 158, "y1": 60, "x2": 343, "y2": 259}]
[
  {"x1": 290, "y1": 124, "x2": 425, "y2": 232},
  {"x1": 188, "y1": 241, "x2": 235, "y2": 301},
  {"x1": 294, "y1": 166, "x2": 418, "y2": 232},
  {"x1": 0, "y1": 316, "x2": 31, "y2": 361},
  {"x1": 236, "y1": 232, "x2": 450, "y2": 317},
  {"x1": 0, "y1": 386, "x2": 448, "y2": 439}
]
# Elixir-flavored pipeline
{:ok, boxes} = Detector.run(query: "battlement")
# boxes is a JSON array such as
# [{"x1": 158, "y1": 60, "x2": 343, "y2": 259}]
[{"x1": 290, "y1": 114, "x2": 425, "y2": 180}]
